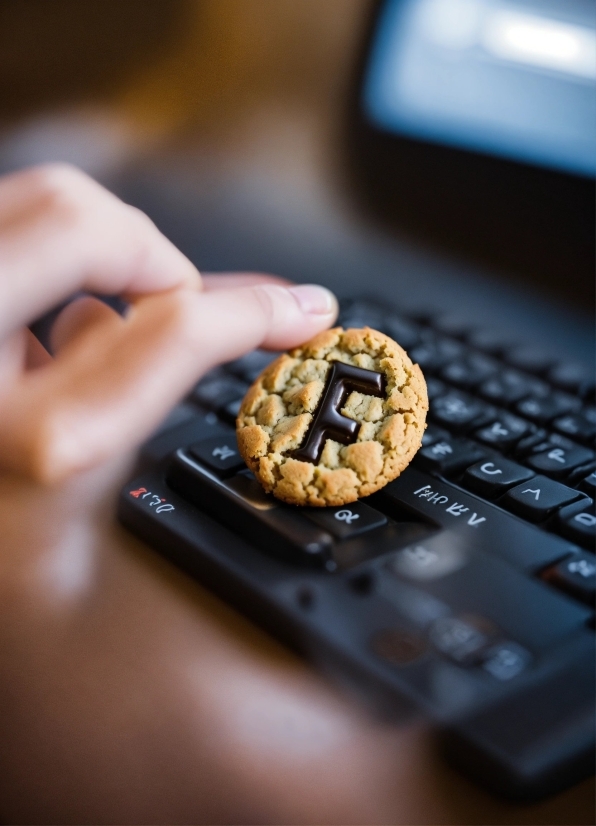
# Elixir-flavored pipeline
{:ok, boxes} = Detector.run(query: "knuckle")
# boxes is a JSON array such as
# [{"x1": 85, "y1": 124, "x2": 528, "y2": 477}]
[
  {"x1": 28, "y1": 162, "x2": 87, "y2": 197},
  {"x1": 25, "y1": 163, "x2": 88, "y2": 223},
  {"x1": 123, "y1": 205, "x2": 200, "y2": 289},
  {"x1": 23, "y1": 163, "x2": 111, "y2": 232},
  {"x1": 26, "y1": 407, "x2": 78, "y2": 485},
  {"x1": 121, "y1": 205, "x2": 168, "y2": 268},
  {"x1": 127, "y1": 204, "x2": 157, "y2": 231}
]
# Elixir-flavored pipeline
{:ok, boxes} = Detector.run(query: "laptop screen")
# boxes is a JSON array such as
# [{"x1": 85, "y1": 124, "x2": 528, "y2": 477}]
[{"x1": 363, "y1": 0, "x2": 596, "y2": 177}]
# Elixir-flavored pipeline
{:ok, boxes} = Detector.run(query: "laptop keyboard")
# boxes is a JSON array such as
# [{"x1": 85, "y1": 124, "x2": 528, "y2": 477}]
[
  {"x1": 137, "y1": 296, "x2": 595, "y2": 595},
  {"x1": 121, "y1": 296, "x2": 595, "y2": 799},
  {"x1": 173, "y1": 300, "x2": 593, "y2": 537}
]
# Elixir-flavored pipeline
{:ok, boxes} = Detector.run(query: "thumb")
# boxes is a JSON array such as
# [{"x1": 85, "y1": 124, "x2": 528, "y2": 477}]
[
  {"x1": 0, "y1": 283, "x2": 337, "y2": 482},
  {"x1": 185, "y1": 282, "x2": 338, "y2": 369}
]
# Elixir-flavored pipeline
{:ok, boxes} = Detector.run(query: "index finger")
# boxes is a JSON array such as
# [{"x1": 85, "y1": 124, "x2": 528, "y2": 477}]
[{"x1": 0, "y1": 164, "x2": 200, "y2": 338}]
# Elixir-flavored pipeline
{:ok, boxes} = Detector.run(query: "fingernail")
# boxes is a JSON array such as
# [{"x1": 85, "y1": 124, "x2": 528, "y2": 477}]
[{"x1": 289, "y1": 284, "x2": 337, "y2": 315}]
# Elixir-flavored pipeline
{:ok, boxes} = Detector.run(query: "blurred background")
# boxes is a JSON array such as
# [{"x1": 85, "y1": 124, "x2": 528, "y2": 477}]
[{"x1": 0, "y1": 0, "x2": 593, "y2": 349}]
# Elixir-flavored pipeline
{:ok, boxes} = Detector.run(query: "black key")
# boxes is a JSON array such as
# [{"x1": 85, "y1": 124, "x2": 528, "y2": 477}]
[
  {"x1": 376, "y1": 468, "x2": 578, "y2": 572},
  {"x1": 425, "y1": 377, "x2": 446, "y2": 400},
  {"x1": 466, "y1": 328, "x2": 512, "y2": 356},
  {"x1": 513, "y1": 429, "x2": 577, "y2": 460},
  {"x1": 440, "y1": 353, "x2": 497, "y2": 389},
  {"x1": 409, "y1": 335, "x2": 463, "y2": 372},
  {"x1": 415, "y1": 438, "x2": 486, "y2": 475},
  {"x1": 511, "y1": 428, "x2": 549, "y2": 458},
  {"x1": 505, "y1": 345, "x2": 554, "y2": 375},
  {"x1": 553, "y1": 411, "x2": 596, "y2": 444},
  {"x1": 479, "y1": 369, "x2": 547, "y2": 405},
  {"x1": 151, "y1": 403, "x2": 196, "y2": 438},
  {"x1": 566, "y1": 461, "x2": 596, "y2": 488},
  {"x1": 187, "y1": 433, "x2": 246, "y2": 476},
  {"x1": 339, "y1": 299, "x2": 383, "y2": 329},
  {"x1": 430, "y1": 391, "x2": 495, "y2": 433},
  {"x1": 463, "y1": 458, "x2": 534, "y2": 498},
  {"x1": 578, "y1": 471, "x2": 596, "y2": 497},
  {"x1": 305, "y1": 501, "x2": 387, "y2": 540},
  {"x1": 546, "y1": 431, "x2": 576, "y2": 449},
  {"x1": 140, "y1": 409, "x2": 225, "y2": 466},
  {"x1": 481, "y1": 641, "x2": 532, "y2": 681},
  {"x1": 526, "y1": 444, "x2": 595, "y2": 480},
  {"x1": 167, "y1": 453, "x2": 334, "y2": 567},
  {"x1": 382, "y1": 315, "x2": 421, "y2": 350},
  {"x1": 516, "y1": 393, "x2": 580, "y2": 425},
  {"x1": 221, "y1": 398, "x2": 242, "y2": 424},
  {"x1": 548, "y1": 361, "x2": 594, "y2": 396},
  {"x1": 542, "y1": 552, "x2": 596, "y2": 604},
  {"x1": 428, "y1": 615, "x2": 495, "y2": 665},
  {"x1": 475, "y1": 413, "x2": 533, "y2": 450},
  {"x1": 389, "y1": 539, "x2": 468, "y2": 581},
  {"x1": 370, "y1": 628, "x2": 430, "y2": 667},
  {"x1": 501, "y1": 475, "x2": 581, "y2": 522},
  {"x1": 555, "y1": 499, "x2": 596, "y2": 550},
  {"x1": 389, "y1": 532, "x2": 591, "y2": 652},
  {"x1": 226, "y1": 349, "x2": 279, "y2": 382},
  {"x1": 191, "y1": 374, "x2": 249, "y2": 411},
  {"x1": 431, "y1": 313, "x2": 472, "y2": 339},
  {"x1": 421, "y1": 424, "x2": 451, "y2": 447}
]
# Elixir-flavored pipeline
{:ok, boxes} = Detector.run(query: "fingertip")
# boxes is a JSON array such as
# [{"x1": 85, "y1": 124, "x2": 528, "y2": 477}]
[
  {"x1": 287, "y1": 284, "x2": 338, "y2": 317},
  {"x1": 253, "y1": 283, "x2": 338, "y2": 350}
]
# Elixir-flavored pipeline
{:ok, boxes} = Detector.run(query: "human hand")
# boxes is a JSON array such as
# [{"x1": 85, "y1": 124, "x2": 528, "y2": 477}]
[
  {"x1": 0, "y1": 163, "x2": 338, "y2": 482},
  {"x1": 0, "y1": 165, "x2": 592, "y2": 824}
]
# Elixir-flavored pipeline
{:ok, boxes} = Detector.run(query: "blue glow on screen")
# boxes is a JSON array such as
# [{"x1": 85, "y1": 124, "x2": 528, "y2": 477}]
[{"x1": 363, "y1": 0, "x2": 596, "y2": 176}]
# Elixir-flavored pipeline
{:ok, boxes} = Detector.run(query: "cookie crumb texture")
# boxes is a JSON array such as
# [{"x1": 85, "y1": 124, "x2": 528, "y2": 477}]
[{"x1": 236, "y1": 327, "x2": 428, "y2": 506}]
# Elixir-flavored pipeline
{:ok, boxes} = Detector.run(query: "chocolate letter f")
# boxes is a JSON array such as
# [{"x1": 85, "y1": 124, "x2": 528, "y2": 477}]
[{"x1": 293, "y1": 362, "x2": 385, "y2": 463}]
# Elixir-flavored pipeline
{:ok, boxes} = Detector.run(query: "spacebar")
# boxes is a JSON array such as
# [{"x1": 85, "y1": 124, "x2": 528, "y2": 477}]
[
  {"x1": 374, "y1": 467, "x2": 577, "y2": 573},
  {"x1": 166, "y1": 450, "x2": 334, "y2": 567}
]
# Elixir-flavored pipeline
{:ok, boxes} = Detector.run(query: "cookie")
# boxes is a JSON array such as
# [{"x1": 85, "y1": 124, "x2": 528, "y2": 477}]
[{"x1": 236, "y1": 327, "x2": 428, "y2": 506}]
